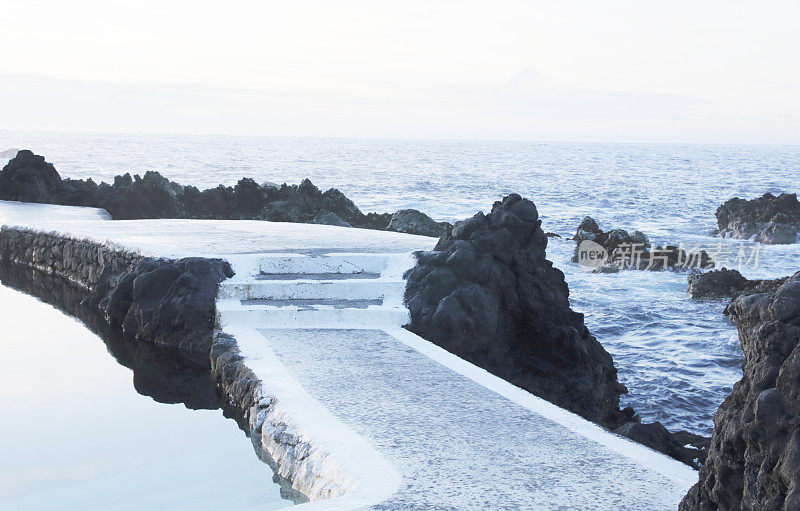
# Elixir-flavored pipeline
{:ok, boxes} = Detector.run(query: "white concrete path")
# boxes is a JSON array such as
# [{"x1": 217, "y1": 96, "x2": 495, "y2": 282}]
[
  {"x1": 0, "y1": 202, "x2": 697, "y2": 510},
  {"x1": 220, "y1": 252, "x2": 697, "y2": 510}
]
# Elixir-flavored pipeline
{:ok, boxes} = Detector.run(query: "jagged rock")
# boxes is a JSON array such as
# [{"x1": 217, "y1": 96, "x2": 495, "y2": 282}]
[
  {"x1": 572, "y1": 215, "x2": 714, "y2": 271},
  {"x1": 614, "y1": 421, "x2": 708, "y2": 469},
  {"x1": 0, "y1": 150, "x2": 449, "y2": 237},
  {"x1": 687, "y1": 268, "x2": 750, "y2": 299},
  {"x1": 0, "y1": 150, "x2": 66, "y2": 203},
  {"x1": 405, "y1": 195, "x2": 630, "y2": 428},
  {"x1": 681, "y1": 271, "x2": 800, "y2": 510},
  {"x1": 311, "y1": 211, "x2": 351, "y2": 227},
  {"x1": 92, "y1": 257, "x2": 235, "y2": 352},
  {"x1": 387, "y1": 209, "x2": 449, "y2": 237},
  {"x1": 687, "y1": 268, "x2": 789, "y2": 300},
  {"x1": 716, "y1": 193, "x2": 800, "y2": 244}
]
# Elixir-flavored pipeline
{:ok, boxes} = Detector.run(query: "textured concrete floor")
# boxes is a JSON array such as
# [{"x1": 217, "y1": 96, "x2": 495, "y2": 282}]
[{"x1": 260, "y1": 328, "x2": 693, "y2": 510}]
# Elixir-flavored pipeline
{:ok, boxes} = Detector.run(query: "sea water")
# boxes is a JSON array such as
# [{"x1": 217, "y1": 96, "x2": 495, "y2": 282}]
[
  {"x1": 0, "y1": 282, "x2": 295, "y2": 510},
  {"x1": 2, "y1": 130, "x2": 799, "y2": 435}
]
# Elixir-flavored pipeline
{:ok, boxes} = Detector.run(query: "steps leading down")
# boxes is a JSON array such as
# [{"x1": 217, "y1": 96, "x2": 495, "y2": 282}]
[{"x1": 217, "y1": 253, "x2": 413, "y2": 329}]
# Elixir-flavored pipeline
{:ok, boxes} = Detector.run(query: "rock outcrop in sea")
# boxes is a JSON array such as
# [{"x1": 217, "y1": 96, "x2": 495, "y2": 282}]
[
  {"x1": 687, "y1": 268, "x2": 788, "y2": 300},
  {"x1": 405, "y1": 195, "x2": 631, "y2": 428},
  {"x1": 0, "y1": 150, "x2": 449, "y2": 237},
  {"x1": 715, "y1": 193, "x2": 800, "y2": 244},
  {"x1": 404, "y1": 195, "x2": 709, "y2": 467},
  {"x1": 572, "y1": 216, "x2": 714, "y2": 271},
  {"x1": 681, "y1": 271, "x2": 800, "y2": 510}
]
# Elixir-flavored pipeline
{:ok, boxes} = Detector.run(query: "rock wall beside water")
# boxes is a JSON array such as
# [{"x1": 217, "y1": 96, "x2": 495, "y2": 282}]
[
  {"x1": 0, "y1": 226, "x2": 232, "y2": 352},
  {"x1": 211, "y1": 332, "x2": 351, "y2": 500},
  {"x1": 0, "y1": 261, "x2": 222, "y2": 409},
  {"x1": 0, "y1": 226, "x2": 352, "y2": 501},
  {"x1": 680, "y1": 272, "x2": 800, "y2": 510}
]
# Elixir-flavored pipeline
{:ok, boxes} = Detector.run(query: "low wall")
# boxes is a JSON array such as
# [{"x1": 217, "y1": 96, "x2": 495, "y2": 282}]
[
  {"x1": 212, "y1": 332, "x2": 353, "y2": 500},
  {"x1": 0, "y1": 226, "x2": 143, "y2": 289},
  {"x1": 0, "y1": 225, "x2": 354, "y2": 503}
]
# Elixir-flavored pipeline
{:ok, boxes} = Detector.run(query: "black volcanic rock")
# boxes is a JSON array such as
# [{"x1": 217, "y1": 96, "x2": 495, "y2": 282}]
[
  {"x1": 687, "y1": 268, "x2": 751, "y2": 299},
  {"x1": 90, "y1": 257, "x2": 235, "y2": 352},
  {"x1": 0, "y1": 150, "x2": 451, "y2": 237},
  {"x1": 387, "y1": 209, "x2": 449, "y2": 237},
  {"x1": 404, "y1": 194, "x2": 630, "y2": 428},
  {"x1": 614, "y1": 421, "x2": 708, "y2": 469},
  {"x1": 716, "y1": 193, "x2": 800, "y2": 244},
  {"x1": 687, "y1": 268, "x2": 789, "y2": 300},
  {"x1": 0, "y1": 261, "x2": 222, "y2": 409},
  {"x1": 0, "y1": 150, "x2": 65, "y2": 203},
  {"x1": 572, "y1": 215, "x2": 714, "y2": 271},
  {"x1": 681, "y1": 271, "x2": 800, "y2": 510}
]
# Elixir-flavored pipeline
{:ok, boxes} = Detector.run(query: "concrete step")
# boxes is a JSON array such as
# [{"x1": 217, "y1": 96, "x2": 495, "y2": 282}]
[
  {"x1": 218, "y1": 279, "x2": 406, "y2": 301},
  {"x1": 255, "y1": 253, "x2": 402, "y2": 276},
  {"x1": 241, "y1": 298, "x2": 383, "y2": 309},
  {"x1": 255, "y1": 273, "x2": 382, "y2": 281},
  {"x1": 217, "y1": 302, "x2": 409, "y2": 329}
]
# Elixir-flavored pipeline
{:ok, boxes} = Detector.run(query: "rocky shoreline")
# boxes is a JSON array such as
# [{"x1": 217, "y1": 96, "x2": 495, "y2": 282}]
[
  {"x1": 0, "y1": 150, "x2": 449, "y2": 237},
  {"x1": 404, "y1": 195, "x2": 708, "y2": 467},
  {"x1": 6, "y1": 150, "x2": 798, "y2": 503},
  {"x1": 681, "y1": 271, "x2": 800, "y2": 510}
]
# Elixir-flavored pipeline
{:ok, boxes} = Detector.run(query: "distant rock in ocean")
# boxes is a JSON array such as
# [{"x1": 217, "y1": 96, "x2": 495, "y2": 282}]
[
  {"x1": 0, "y1": 148, "x2": 20, "y2": 159},
  {"x1": 571, "y1": 215, "x2": 714, "y2": 271},
  {"x1": 0, "y1": 150, "x2": 450, "y2": 237},
  {"x1": 715, "y1": 192, "x2": 800, "y2": 244}
]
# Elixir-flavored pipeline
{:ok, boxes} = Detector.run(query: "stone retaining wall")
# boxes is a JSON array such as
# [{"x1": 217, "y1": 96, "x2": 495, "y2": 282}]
[
  {"x1": 0, "y1": 225, "x2": 350, "y2": 503},
  {"x1": 0, "y1": 226, "x2": 142, "y2": 289}
]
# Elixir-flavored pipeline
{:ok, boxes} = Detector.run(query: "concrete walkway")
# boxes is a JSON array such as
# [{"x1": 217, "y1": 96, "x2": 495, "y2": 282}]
[
  {"x1": 264, "y1": 328, "x2": 690, "y2": 510},
  {"x1": 219, "y1": 251, "x2": 696, "y2": 510},
  {"x1": 0, "y1": 202, "x2": 697, "y2": 509}
]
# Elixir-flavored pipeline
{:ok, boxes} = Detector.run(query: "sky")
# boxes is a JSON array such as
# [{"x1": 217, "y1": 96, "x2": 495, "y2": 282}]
[{"x1": 1, "y1": 0, "x2": 799, "y2": 144}]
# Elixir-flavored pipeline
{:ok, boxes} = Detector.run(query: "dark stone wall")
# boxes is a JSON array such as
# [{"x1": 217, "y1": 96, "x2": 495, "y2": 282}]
[
  {"x1": 0, "y1": 227, "x2": 143, "y2": 289},
  {"x1": 681, "y1": 272, "x2": 800, "y2": 510},
  {"x1": 0, "y1": 261, "x2": 221, "y2": 409},
  {"x1": 0, "y1": 227, "x2": 232, "y2": 353}
]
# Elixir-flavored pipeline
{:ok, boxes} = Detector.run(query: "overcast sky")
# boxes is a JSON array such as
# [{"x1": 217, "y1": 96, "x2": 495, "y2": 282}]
[{"x1": 2, "y1": 0, "x2": 799, "y2": 143}]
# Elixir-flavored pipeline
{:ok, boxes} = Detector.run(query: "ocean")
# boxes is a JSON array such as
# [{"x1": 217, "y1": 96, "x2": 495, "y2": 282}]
[{"x1": 3, "y1": 130, "x2": 800, "y2": 435}]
